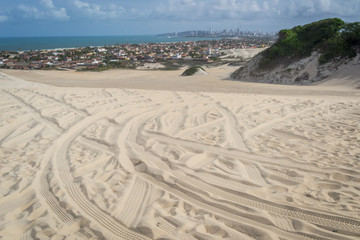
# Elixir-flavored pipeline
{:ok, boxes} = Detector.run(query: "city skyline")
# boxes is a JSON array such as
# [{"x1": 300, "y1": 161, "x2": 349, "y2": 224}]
[
  {"x1": 159, "y1": 28, "x2": 277, "y2": 37},
  {"x1": 0, "y1": 0, "x2": 359, "y2": 37}
]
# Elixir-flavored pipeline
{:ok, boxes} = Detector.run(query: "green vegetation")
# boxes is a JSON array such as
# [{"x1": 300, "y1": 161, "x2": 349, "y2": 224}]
[
  {"x1": 181, "y1": 66, "x2": 205, "y2": 76},
  {"x1": 260, "y1": 18, "x2": 360, "y2": 68}
]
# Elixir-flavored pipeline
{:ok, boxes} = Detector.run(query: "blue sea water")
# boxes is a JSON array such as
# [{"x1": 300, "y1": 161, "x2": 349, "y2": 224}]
[{"x1": 0, "y1": 35, "x2": 221, "y2": 51}]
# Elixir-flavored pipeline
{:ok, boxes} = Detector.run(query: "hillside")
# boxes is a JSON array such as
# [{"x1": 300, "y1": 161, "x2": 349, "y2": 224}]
[{"x1": 231, "y1": 18, "x2": 360, "y2": 85}]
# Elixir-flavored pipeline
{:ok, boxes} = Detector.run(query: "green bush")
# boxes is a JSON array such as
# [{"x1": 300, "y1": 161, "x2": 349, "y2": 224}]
[
  {"x1": 342, "y1": 22, "x2": 360, "y2": 45},
  {"x1": 260, "y1": 18, "x2": 360, "y2": 67},
  {"x1": 181, "y1": 66, "x2": 205, "y2": 76}
]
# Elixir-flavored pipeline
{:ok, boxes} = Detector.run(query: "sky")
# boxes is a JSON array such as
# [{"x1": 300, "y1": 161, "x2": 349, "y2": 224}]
[{"x1": 0, "y1": 0, "x2": 359, "y2": 37}]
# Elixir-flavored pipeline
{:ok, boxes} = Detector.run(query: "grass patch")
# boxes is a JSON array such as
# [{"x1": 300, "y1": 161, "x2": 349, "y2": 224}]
[{"x1": 181, "y1": 66, "x2": 205, "y2": 76}]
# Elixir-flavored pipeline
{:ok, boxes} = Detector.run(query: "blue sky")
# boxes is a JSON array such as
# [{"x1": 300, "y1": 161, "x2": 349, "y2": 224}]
[{"x1": 0, "y1": 0, "x2": 359, "y2": 37}]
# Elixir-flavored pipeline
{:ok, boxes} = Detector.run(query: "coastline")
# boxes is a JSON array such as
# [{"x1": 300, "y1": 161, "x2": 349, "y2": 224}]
[{"x1": 0, "y1": 35, "x2": 224, "y2": 52}]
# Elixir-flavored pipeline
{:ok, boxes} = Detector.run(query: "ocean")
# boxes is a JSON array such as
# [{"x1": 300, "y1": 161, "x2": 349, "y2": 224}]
[{"x1": 0, "y1": 35, "x2": 221, "y2": 51}]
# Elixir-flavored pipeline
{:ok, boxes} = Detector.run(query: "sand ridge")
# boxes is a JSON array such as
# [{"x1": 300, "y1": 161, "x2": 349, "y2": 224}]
[{"x1": 0, "y1": 69, "x2": 360, "y2": 239}]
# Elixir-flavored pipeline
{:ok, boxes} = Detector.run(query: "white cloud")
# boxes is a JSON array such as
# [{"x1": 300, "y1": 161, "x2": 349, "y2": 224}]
[
  {"x1": 44, "y1": 0, "x2": 70, "y2": 21},
  {"x1": 10, "y1": 0, "x2": 360, "y2": 29},
  {"x1": 18, "y1": 4, "x2": 43, "y2": 19},
  {"x1": 213, "y1": 0, "x2": 239, "y2": 11},
  {"x1": 285, "y1": 0, "x2": 317, "y2": 16},
  {"x1": 177, "y1": 0, "x2": 197, "y2": 7},
  {"x1": 50, "y1": 8, "x2": 69, "y2": 21},
  {"x1": 154, "y1": 0, "x2": 276, "y2": 21},
  {"x1": 319, "y1": 0, "x2": 331, "y2": 12},
  {"x1": 321, "y1": 0, "x2": 359, "y2": 16},
  {"x1": 276, "y1": 0, "x2": 360, "y2": 18},
  {"x1": 0, "y1": 15, "x2": 8, "y2": 23},
  {"x1": 150, "y1": 0, "x2": 360, "y2": 22},
  {"x1": 74, "y1": 0, "x2": 125, "y2": 19},
  {"x1": 153, "y1": 0, "x2": 210, "y2": 21},
  {"x1": 41, "y1": 0, "x2": 55, "y2": 9},
  {"x1": 18, "y1": 0, "x2": 69, "y2": 21}
]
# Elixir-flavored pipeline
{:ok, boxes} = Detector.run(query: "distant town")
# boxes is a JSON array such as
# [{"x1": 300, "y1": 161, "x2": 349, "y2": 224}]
[
  {"x1": 0, "y1": 37, "x2": 275, "y2": 71},
  {"x1": 159, "y1": 28, "x2": 276, "y2": 38}
]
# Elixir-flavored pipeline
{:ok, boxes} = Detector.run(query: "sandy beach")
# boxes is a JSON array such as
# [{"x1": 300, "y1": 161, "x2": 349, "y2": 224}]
[{"x1": 0, "y1": 66, "x2": 360, "y2": 239}]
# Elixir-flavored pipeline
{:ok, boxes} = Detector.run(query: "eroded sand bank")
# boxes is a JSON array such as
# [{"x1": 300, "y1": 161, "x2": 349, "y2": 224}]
[{"x1": 0, "y1": 68, "x2": 359, "y2": 239}]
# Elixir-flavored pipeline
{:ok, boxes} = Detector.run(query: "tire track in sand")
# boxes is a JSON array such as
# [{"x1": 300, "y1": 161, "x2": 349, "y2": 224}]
[
  {"x1": 3, "y1": 88, "x2": 76, "y2": 225},
  {"x1": 142, "y1": 132, "x2": 360, "y2": 234},
  {"x1": 2, "y1": 89, "x2": 62, "y2": 134},
  {"x1": 120, "y1": 104, "x2": 330, "y2": 240},
  {"x1": 21, "y1": 88, "x2": 154, "y2": 239},
  {"x1": 50, "y1": 110, "x2": 151, "y2": 240},
  {"x1": 243, "y1": 101, "x2": 328, "y2": 140}
]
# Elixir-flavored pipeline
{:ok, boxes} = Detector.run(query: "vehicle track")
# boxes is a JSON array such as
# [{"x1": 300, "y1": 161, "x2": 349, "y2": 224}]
[
  {"x1": 119, "y1": 177, "x2": 151, "y2": 227},
  {"x1": 3, "y1": 85, "x2": 359, "y2": 239},
  {"x1": 136, "y1": 171, "x2": 321, "y2": 240},
  {"x1": 2, "y1": 89, "x2": 63, "y2": 133},
  {"x1": 39, "y1": 163, "x2": 74, "y2": 223},
  {"x1": 144, "y1": 131, "x2": 326, "y2": 174},
  {"x1": 24, "y1": 89, "x2": 89, "y2": 117},
  {"x1": 51, "y1": 111, "x2": 152, "y2": 240},
  {"x1": 122, "y1": 106, "x2": 359, "y2": 239},
  {"x1": 243, "y1": 101, "x2": 328, "y2": 140},
  {"x1": 172, "y1": 166, "x2": 360, "y2": 233},
  {"x1": 215, "y1": 102, "x2": 249, "y2": 152},
  {"x1": 140, "y1": 133, "x2": 360, "y2": 234}
]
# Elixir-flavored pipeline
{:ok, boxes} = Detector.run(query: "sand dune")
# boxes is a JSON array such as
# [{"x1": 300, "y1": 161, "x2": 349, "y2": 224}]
[
  {"x1": 0, "y1": 69, "x2": 359, "y2": 239},
  {"x1": 220, "y1": 48, "x2": 267, "y2": 60}
]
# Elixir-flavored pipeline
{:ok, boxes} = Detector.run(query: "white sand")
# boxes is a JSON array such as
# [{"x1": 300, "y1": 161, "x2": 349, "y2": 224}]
[
  {"x1": 0, "y1": 67, "x2": 360, "y2": 240},
  {"x1": 220, "y1": 48, "x2": 267, "y2": 60}
]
